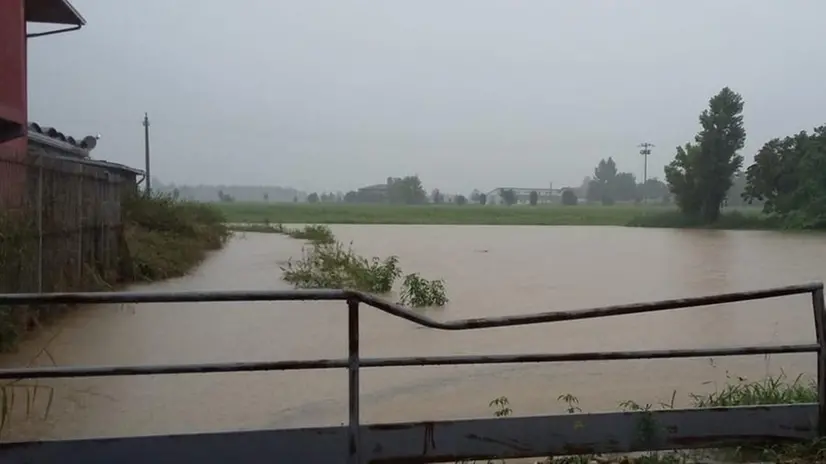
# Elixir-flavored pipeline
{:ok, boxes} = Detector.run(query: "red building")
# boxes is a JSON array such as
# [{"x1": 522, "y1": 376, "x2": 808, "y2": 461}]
[{"x1": 0, "y1": 0, "x2": 85, "y2": 207}]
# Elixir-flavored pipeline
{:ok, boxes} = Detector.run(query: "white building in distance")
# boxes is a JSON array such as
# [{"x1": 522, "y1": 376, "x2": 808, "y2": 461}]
[{"x1": 486, "y1": 186, "x2": 563, "y2": 205}]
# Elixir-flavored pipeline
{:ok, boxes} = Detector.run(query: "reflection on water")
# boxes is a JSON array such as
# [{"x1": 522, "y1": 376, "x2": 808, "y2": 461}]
[{"x1": 2, "y1": 225, "x2": 825, "y2": 441}]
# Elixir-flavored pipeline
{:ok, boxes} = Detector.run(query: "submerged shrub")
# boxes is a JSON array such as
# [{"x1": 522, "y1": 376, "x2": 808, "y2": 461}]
[
  {"x1": 399, "y1": 273, "x2": 448, "y2": 307},
  {"x1": 285, "y1": 224, "x2": 335, "y2": 244},
  {"x1": 280, "y1": 241, "x2": 401, "y2": 293}
]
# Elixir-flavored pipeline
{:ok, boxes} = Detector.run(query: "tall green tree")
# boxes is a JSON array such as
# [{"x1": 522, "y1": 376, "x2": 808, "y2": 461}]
[
  {"x1": 613, "y1": 172, "x2": 637, "y2": 202},
  {"x1": 500, "y1": 189, "x2": 517, "y2": 206},
  {"x1": 388, "y1": 176, "x2": 427, "y2": 204},
  {"x1": 587, "y1": 157, "x2": 618, "y2": 205},
  {"x1": 431, "y1": 188, "x2": 444, "y2": 204},
  {"x1": 638, "y1": 178, "x2": 669, "y2": 202},
  {"x1": 529, "y1": 190, "x2": 539, "y2": 206},
  {"x1": 743, "y1": 125, "x2": 826, "y2": 226},
  {"x1": 665, "y1": 87, "x2": 746, "y2": 222}
]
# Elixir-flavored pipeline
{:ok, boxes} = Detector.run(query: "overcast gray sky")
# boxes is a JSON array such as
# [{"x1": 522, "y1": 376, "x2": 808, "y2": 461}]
[{"x1": 26, "y1": 0, "x2": 826, "y2": 194}]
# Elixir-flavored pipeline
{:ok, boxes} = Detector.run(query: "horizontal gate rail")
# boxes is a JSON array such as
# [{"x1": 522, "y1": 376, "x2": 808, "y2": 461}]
[
  {"x1": 2, "y1": 404, "x2": 818, "y2": 464},
  {"x1": 0, "y1": 282, "x2": 824, "y2": 463}
]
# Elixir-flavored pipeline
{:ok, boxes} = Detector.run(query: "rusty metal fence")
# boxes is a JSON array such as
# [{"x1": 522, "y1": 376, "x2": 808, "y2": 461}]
[{"x1": 0, "y1": 283, "x2": 824, "y2": 463}]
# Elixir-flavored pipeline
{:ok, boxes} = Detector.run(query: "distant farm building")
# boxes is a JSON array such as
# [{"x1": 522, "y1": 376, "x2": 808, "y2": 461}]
[{"x1": 356, "y1": 179, "x2": 391, "y2": 203}]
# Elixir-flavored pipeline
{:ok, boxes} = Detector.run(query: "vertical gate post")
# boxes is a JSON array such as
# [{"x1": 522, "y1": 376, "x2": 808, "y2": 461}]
[
  {"x1": 347, "y1": 297, "x2": 361, "y2": 463},
  {"x1": 812, "y1": 286, "x2": 826, "y2": 436}
]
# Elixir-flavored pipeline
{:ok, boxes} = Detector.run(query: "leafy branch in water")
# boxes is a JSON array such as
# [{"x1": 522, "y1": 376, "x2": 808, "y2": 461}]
[
  {"x1": 399, "y1": 273, "x2": 448, "y2": 307},
  {"x1": 280, "y1": 241, "x2": 401, "y2": 293},
  {"x1": 278, "y1": 226, "x2": 448, "y2": 307}
]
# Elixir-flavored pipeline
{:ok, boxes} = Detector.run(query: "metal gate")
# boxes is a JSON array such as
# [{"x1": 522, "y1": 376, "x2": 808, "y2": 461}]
[{"x1": 0, "y1": 283, "x2": 824, "y2": 463}]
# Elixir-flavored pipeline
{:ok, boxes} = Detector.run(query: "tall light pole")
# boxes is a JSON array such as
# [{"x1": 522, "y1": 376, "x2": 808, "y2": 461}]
[
  {"x1": 639, "y1": 142, "x2": 654, "y2": 202},
  {"x1": 143, "y1": 113, "x2": 151, "y2": 195}
]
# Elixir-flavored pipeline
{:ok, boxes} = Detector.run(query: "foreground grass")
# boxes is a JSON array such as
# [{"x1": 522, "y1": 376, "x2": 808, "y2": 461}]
[
  {"x1": 478, "y1": 373, "x2": 822, "y2": 464},
  {"x1": 215, "y1": 202, "x2": 777, "y2": 230}
]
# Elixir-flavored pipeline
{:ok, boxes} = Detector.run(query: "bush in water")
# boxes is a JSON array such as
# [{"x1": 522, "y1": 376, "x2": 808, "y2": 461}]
[{"x1": 399, "y1": 273, "x2": 448, "y2": 307}]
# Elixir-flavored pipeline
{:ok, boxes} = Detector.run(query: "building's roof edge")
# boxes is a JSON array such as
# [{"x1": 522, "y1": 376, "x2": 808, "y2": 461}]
[
  {"x1": 26, "y1": 0, "x2": 86, "y2": 26},
  {"x1": 44, "y1": 152, "x2": 145, "y2": 176},
  {"x1": 27, "y1": 122, "x2": 143, "y2": 176}
]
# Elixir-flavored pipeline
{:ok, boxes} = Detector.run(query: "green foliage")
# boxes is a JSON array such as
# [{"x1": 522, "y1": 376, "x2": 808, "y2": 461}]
[
  {"x1": 217, "y1": 202, "x2": 681, "y2": 227},
  {"x1": 626, "y1": 208, "x2": 777, "y2": 229},
  {"x1": 388, "y1": 176, "x2": 427, "y2": 205},
  {"x1": 217, "y1": 189, "x2": 235, "y2": 202},
  {"x1": 614, "y1": 172, "x2": 638, "y2": 202},
  {"x1": 123, "y1": 193, "x2": 230, "y2": 281},
  {"x1": 0, "y1": 341, "x2": 59, "y2": 438},
  {"x1": 285, "y1": 224, "x2": 335, "y2": 244},
  {"x1": 528, "y1": 190, "x2": 538, "y2": 206},
  {"x1": 691, "y1": 371, "x2": 816, "y2": 408},
  {"x1": 588, "y1": 157, "x2": 617, "y2": 204},
  {"x1": 743, "y1": 125, "x2": 826, "y2": 228},
  {"x1": 0, "y1": 213, "x2": 36, "y2": 350},
  {"x1": 478, "y1": 193, "x2": 487, "y2": 205},
  {"x1": 488, "y1": 396, "x2": 511, "y2": 417},
  {"x1": 399, "y1": 273, "x2": 448, "y2": 307},
  {"x1": 455, "y1": 194, "x2": 468, "y2": 205},
  {"x1": 587, "y1": 157, "x2": 640, "y2": 204},
  {"x1": 666, "y1": 87, "x2": 746, "y2": 223},
  {"x1": 482, "y1": 371, "x2": 822, "y2": 464},
  {"x1": 307, "y1": 192, "x2": 319, "y2": 203},
  {"x1": 561, "y1": 189, "x2": 577, "y2": 206},
  {"x1": 638, "y1": 178, "x2": 669, "y2": 202},
  {"x1": 500, "y1": 189, "x2": 517, "y2": 206},
  {"x1": 276, "y1": 227, "x2": 449, "y2": 305},
  {"x1": 280, "y1": 241, "x2": 402, "y2": 293}
]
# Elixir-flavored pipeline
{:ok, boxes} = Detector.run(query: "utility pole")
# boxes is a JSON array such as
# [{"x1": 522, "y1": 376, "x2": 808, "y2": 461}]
[
  {"x1": 638, "y1": 142, "x2": 654, "y2": 202},
  {"x1": 143, "y1": 112, "x2": 151, "y2": 195}
]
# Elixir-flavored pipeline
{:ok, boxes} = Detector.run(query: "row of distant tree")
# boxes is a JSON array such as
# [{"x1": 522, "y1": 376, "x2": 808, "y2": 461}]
[
  {"x1": 152, "y1": 179, "x2": 305, "y2": 203},
  {"x1": 662, "y1": 86, "x2": 822, "y2": 227}
]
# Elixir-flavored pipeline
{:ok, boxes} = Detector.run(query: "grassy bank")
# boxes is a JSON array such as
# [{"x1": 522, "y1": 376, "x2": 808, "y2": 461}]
[
  {"x1": 215, "y1": 202, "x2": 777, "y2": 230},
  {"x1": 0, "y1": 194, "x2": 230, "y2": 350},
  {"x1": 122, "y1": 194, "x2": 230, "y2": 281}
]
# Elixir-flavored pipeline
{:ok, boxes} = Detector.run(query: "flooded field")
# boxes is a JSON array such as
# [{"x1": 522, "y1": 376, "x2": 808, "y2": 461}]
[{"x1": 2, "y1": 225, "x2": 825, "y2": 441}]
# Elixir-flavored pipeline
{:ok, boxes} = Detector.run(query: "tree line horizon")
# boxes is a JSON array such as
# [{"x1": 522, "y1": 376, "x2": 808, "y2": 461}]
[{"x1": 157, "y1": 86, "x2": 825, "y2": 228}]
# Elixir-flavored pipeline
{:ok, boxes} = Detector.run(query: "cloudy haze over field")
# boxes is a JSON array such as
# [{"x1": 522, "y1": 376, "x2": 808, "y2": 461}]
[{"x1": 26, "y1": 0, "x2": 826, "y2": 193}]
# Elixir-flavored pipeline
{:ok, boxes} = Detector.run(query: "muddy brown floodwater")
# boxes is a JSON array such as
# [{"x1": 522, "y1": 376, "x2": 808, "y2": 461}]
[{"x1": 1, "y1": 225, "x2": 825, "y2": 442}]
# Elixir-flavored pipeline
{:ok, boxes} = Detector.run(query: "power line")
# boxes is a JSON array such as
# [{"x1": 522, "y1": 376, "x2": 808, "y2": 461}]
[{"x1": 143, "y1": 113, "x2": 151, "y2": 194}]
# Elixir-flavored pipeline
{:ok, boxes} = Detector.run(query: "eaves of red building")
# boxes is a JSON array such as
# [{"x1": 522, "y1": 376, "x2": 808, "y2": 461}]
[{"x1": 0, "y1": 0, "x2": 85, "y2": 207}]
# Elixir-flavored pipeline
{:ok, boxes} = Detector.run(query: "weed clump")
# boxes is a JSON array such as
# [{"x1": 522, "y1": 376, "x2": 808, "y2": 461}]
[
  {"x1": 281, "y1": 241, "x2": 401, "y2": 293},
  {"x1": 277, "y1": 227, "x2": 448, "y2": 307},
  {"x1": 476, "y1": 371, "x2": 822, "y2": 464},
  {"x1": 399, "y1": 273, "x2": 448, "y2": 307},
  {"x1": 123, "y1": 193, "x2": 230, "y2": 281},
  {"x1": 230, "y1": 223, "x2": 335, "y2": 244},
  {"x1": 285, "y1": 224, "x2": 335, "y2": 244}
]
